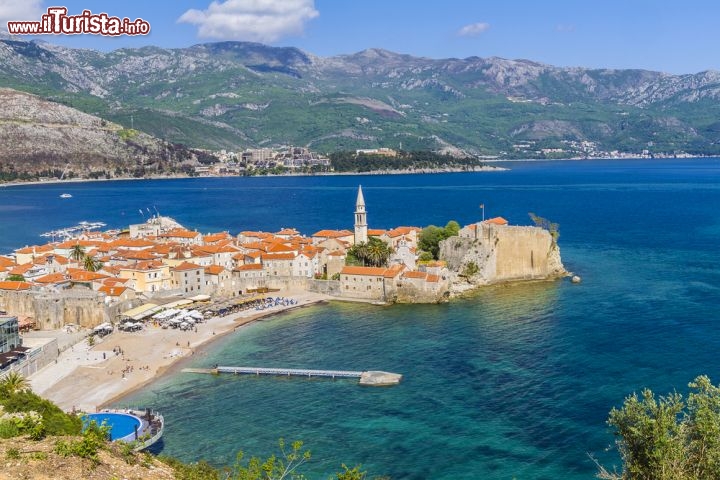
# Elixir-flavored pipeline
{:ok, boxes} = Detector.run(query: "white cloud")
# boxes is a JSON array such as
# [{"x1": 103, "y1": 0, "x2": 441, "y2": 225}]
[
  {"x1": 178, "y1": 0, "x2": 319, "y2": 43},
  {"x1": 457, "y1": 22, "x2": 490, "y2": 37},
  {"x1": 0, "y1": 0, "x2": 44, "y2": 31}
]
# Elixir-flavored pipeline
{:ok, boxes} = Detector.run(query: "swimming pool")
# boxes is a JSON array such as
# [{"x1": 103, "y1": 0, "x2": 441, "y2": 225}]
[{"x1": 83, "y1": 412, "x2": 143, "y2": 441}]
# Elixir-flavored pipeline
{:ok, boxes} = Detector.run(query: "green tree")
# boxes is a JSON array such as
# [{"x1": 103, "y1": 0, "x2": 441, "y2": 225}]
[
  {"x1": 6, "y1": 274, "x2": 25, "y2": 282},
  {"x1": 336, "y1": 464, "x2": 367, "y2": 480},
  {"x1": 365, "y1": 238, "x2": 393, "y2": 268},
  {"x1": 418, "y1": 220, "x2": 461, "y2": 260},
  {"x1": 0, "y1": 371, "x2": 30, "y2": 394},
  {"x1": 598, "y1": 375, "x2": 720, "y2": 480},
  {"x1": 417, "y1": 251, "x2": 434, "y2": 262},
  {"x1": 69, "y1": 244, "x2": 86, "y2": 263},
  {"x1": 347, "y1": 238, "x2": 393, "y2": 268},
  {"x1": 528, "y1": 213, "x2": 560, "y2": 244},
  {"x1": 232, "y1": 438, "x2": 310, "y2": 480},
  {"x1": 83, "y1": 255, "x2": 103, "y2": 272},
  {"x1": 444, "y1": 220, "x2": 460, "y2": 238},
  {"x1": 418, "y1": 225, "x2": 445, "y2": 260}
]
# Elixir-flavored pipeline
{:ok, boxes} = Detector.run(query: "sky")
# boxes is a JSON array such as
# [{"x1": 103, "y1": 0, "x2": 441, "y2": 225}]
[{"x1": 0, "y1": 0, "x2": 718, "y2": 74}]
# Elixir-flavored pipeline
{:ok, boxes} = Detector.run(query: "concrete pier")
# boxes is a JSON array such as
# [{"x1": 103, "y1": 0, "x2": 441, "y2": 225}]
[{"x1": 182, "y1": 366, "x2": 402, "y2": 386}]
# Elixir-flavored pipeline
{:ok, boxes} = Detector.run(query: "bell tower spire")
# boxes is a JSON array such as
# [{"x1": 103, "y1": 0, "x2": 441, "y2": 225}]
[{"x1": 354, "y1": 185, "x2": 368, "y2": 244}]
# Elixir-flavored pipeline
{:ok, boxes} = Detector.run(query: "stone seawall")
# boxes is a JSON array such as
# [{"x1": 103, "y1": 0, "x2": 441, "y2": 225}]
[{"x1": 0, "y1": 290, "x2": 109, "y2": 329}]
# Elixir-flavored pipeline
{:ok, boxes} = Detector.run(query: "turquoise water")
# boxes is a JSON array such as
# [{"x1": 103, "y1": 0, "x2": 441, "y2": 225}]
[
  {"x1": 83, "y1": 412, "x2": 141, "y2": 441},
  {"x1": 2, "y1": 158, "x2": 720, "y2": 478}
]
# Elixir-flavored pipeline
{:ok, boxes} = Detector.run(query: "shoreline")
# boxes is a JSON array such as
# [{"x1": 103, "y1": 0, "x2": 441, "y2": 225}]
[
  {"x1": 99, "y1": 297, "x2": 332, "y2": 410},
  {"x1": 28, "y1": 291, "x2": 336, "y2": 412},
  {"x1": 0, "y1": 165, "x2": 506, "y2": 189},
  {"x1": 1, "y1": 155, "x2": 715, "y2": 188}
]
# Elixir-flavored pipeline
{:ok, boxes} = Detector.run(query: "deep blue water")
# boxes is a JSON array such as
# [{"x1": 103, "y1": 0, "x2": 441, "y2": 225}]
[{"x1": 2, "y1": 158, "x2": 720, "y2": 479}]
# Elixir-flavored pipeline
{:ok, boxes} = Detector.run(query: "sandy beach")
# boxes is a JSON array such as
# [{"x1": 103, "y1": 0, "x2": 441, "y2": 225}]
[{"x1": 29, "y1": 290, "x2": 333, "y2": 412}]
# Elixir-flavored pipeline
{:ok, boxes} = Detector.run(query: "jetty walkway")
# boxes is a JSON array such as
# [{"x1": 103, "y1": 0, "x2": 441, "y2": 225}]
[{"x1": 182, "y1": 366, "x2": 402, "y2": 386}]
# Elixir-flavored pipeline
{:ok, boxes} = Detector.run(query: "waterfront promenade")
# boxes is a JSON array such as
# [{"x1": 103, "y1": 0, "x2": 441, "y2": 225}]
[{"x1": 29, "y1": 290, "x2": 332, "y2": 412}]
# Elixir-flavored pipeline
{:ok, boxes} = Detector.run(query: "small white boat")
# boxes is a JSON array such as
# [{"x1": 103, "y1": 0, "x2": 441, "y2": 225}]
[{"x1": 60, "y1": 193, "x2": 72, "y2": 198}]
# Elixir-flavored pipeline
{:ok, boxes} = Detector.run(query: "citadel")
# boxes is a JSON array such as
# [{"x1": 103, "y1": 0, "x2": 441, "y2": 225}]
[{"x1": 0, "y1": 186, "x2": 564, "y2": 369}]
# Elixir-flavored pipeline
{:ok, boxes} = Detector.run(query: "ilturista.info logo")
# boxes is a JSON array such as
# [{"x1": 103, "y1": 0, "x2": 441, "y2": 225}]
[{"x1": 6, "y1": 7, "x2": 150, "y2": 36}]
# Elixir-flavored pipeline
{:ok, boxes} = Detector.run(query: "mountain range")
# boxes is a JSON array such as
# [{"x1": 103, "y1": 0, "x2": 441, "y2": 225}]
[{"x1": 2, "y1": 36, "x2": 720, "y2": 158}]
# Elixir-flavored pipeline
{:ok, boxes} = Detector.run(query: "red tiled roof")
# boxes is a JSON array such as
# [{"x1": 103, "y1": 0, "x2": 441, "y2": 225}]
[
  {"x1": 384, "y1": 264, "x2": 405, "y2": 278},
  {"x1": 0, "y1": 281, "x2": 32, "y2": 291},
  {"x1": 115, "y1": 249, "x2": 157, "y2": 261},
  {"x1": 99, "y1": 285, "x2": 128, "y2": 296},
  {"x1": 235, "y1": 263, "x2": 263, "y2": 271},
  {"x1": 160, "y1": 229, "x2": 200, "y2": 239},
  {"x1": 173, "y1": 261, "x2": 203, "y2": 272},
  {"x1": 69, "y1": 270, "x2": 108, "y2": 282},
  {"x1": 34, "y1": 273, "x2": 69, "y2": 284},
  {"x1": 109, "y1": 238, "x2": 156, "y2": 248},
  {"x1": 101, "y1": 265, "x2": 122, "y2": 275},
  {"x1": 261, "y1": 253, "x2": 295, "y2": 261},
  {"x1": 340, "y1": 266, "x2": 387, "y2": 276},
  {"x1": 368, "y1": 229, "x2": 387, "y2": 236},
  {"x1": 55, "y1": 239, "x2": 100, "y2": 249},
  {"x1": 402, "y1": 271, "x2": 427, "y2": 279},
  {"x1": 312, "y1": 229, "x2": 353, "y2": 238},
  {"x1": 0, "y1": 256, "x2": 15, "y2": 268},
  {"x1": 386, "y1": 226, "x2": 421, "y2": 238},
  {"x1": 119, "y1": 260, "x2": 164, "y2": 271},
  {"x1": 204, "y1": 265, "x2": 225, "y2": 275},
  {"x1": 15, "y1": 244, "x2": 54, "y2": 255},
  {"x1": 266, "y1": 242, "x2": 295, "y2": 253},
  {"x1": 203, "y1": 232, "x2": 231, "y2": 243},
  {"x1": 484, "y1": 217, "x2": 508, "y2": 226},
  {"x1": 240, "y1": 231, "x2": 273, "y2": 240},
  {"x1": 8, "y1": 263, "x2": 34, "y2": 275}
]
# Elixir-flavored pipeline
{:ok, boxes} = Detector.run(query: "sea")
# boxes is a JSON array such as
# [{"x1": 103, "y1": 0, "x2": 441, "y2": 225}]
[{"x1": 1, "y1": 158, "x2": 720, "y2": 479}]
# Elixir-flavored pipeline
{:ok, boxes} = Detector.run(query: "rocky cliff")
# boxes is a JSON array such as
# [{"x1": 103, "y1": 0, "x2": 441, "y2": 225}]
[
  {"x1": 0, "y1": 88, "x2": 207, "y2": 180},
  {"x1": 439, "y1": 223, "x2": 566, "y2": 295}
]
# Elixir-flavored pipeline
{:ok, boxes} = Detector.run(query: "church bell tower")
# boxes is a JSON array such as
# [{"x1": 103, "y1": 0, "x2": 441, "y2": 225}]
[{"x1": 354, "y1": 185, "x2": 368, "y2": 244}]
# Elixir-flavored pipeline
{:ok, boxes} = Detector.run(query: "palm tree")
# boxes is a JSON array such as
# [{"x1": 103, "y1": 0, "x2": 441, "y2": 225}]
[
  {"x1": 347, "y1": 242, "x2": 370, "y2": 266},
  {"x1": 69, "y1": 244, "x2": 86, "y2": 263},
  {"x1": 0, "y1": 371, "x2": 30, "y2": 394},
  {"x1": 83, "y1": 255, "x2": 103, "y2": 272},
  {"x1": 367, "y1": 240, "x2": 393, "y2": 267}
]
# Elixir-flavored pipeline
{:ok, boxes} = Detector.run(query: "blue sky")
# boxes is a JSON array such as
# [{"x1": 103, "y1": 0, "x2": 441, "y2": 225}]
[{"x1": 1, "y1": 0, "x2": 717, "y2": 74}]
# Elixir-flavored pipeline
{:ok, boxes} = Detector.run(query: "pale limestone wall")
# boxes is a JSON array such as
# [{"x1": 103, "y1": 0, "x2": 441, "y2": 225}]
[
  {"x1": 493, "y1": 225, "x2": 554, "y2": 281},
  {"x1": 395, "y1": 283, "x2": 449, "y2": 303},
  {"x1": 340, "y1": 274, "x2": 386, "y2": 300},
  {"x1": 0, "y1": 290, "x2": 109, "y2": 330},
  {"x1": 439, "y1": 223, "x2": 566, "y2": 292},
  {"x1": 307, "y1": 279, "x2": 341, "y2": 296}
]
